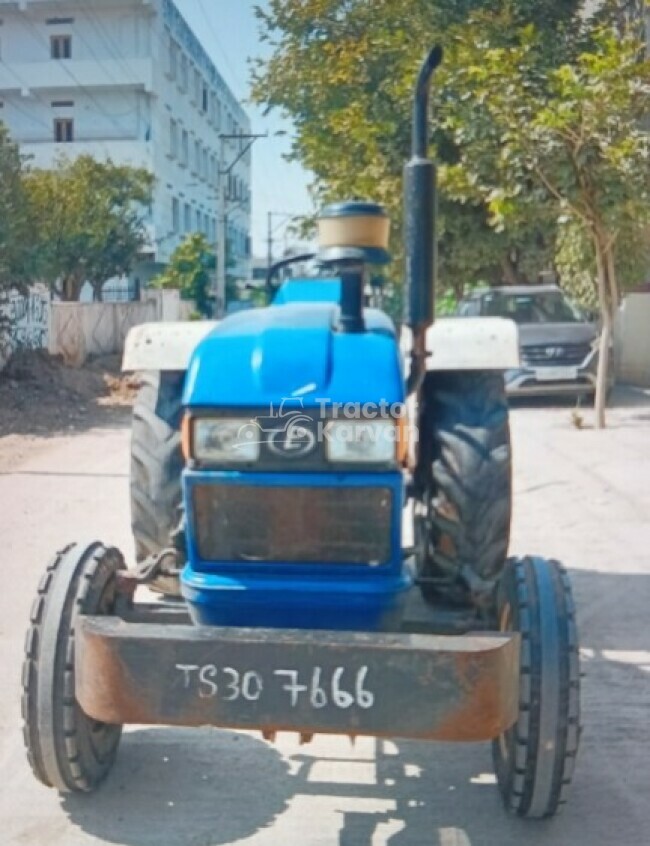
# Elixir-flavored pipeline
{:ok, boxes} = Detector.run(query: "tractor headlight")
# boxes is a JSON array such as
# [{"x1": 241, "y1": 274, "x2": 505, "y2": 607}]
[
  {"x1": 325, "y1": 419, "x2": 396, "y2": 464},
  {"x1": 191, "y1": 418, "x2": 260, "y2": 463}
]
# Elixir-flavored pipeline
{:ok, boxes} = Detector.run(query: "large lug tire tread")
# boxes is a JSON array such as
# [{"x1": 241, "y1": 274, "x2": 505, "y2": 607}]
[
  {"x1": 22, "y1": 543, "x2": 125, "y2": 793},
  {"x1": 130, "y1": 370, "x2": 184, "y2": 563},
  {"x1": 421, "y1": 371, "x2": 512, "y2": 603},
  {"x1": 493, "y1": 557, "x2": 581, "y2": 819}
]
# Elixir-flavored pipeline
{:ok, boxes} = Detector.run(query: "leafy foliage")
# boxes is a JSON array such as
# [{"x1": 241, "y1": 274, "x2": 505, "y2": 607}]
[
  {"x1": 444, "y1": 17, "x2": 650, "y2": 424},
  {"x1": 154, "y1": 233, "x2": 215, "y2": 317},
  {"x1": 24, "y1": 156, "x2": 153, "y2": 301},
  {"x1": 0, "y1": 123, "x2": 37, "y2": 293},
  {"x1": 252, "y1": 0, "x2": 580, "y2": 288}
]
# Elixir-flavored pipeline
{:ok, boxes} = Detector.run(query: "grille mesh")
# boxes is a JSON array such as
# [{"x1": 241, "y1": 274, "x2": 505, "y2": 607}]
[
  {"x1": 522, "y1": 343, "x2": 591, "y2": 366},
  {"x1": 192, "y1": 485, "x2": 393, "y2": 565}
]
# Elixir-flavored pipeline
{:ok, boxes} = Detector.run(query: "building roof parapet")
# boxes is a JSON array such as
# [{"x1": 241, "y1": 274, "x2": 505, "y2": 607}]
[{"x1": 162, "y1": 0, "x2": 249, "y2": 126}]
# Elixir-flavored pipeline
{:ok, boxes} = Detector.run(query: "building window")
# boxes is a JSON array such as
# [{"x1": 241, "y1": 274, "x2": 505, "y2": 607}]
[
  {"x1": 184, "y1": 203, "x2": 192, "y2": 233},
  {"x1": 194, "y1": 139, "x2": 201, "y2": 175},
  {"x1": 181, "y1": 129, "x2": 189, "y2": 167},
  {"x1": 167, "y1": 36, "x2": 178, "y2": 80},
  {"x1": 172, "y1": 197, "x2": 180, "y2": 233},
  {"x1": 193, "y1": 69, "x2": 201, "y2": 105},
  {"x1": 51, "y1": 35, "x2": 72, "y2": 60},
  {"x1": 196, "y1": 209, "x2": 202, "y2": 232},
  {"x1": 202, "y1": 148, "x2": 209, "y2": 181},
  {"x1": 202, "y1": 85, "x2": 208, "y2": 114},
  {"x1": 180, "y1": 53, "x2": 188, "y2": 92},
  {"x1": 54, "y1": 118, "x2": 73, "y2": 143},
  {"x1": 169, "y1": 118, "x2": 178, "y2": 158}
]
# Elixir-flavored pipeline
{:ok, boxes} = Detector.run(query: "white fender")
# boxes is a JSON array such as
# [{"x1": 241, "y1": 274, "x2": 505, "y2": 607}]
[
  {"x1": 122, "y1": 321, "x2": 218, "y2": 372},
  {"x1": 401, "y1": 318, "x2": 520, "y2": 370},
  {"x1": 123, "y1": 316, "x2": 520, "y2": 373}
]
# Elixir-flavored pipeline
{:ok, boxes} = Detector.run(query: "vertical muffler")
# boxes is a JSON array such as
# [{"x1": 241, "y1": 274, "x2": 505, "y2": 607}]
[{"x1": 404, "y1": 46, "x2": 443, "y2": 392}]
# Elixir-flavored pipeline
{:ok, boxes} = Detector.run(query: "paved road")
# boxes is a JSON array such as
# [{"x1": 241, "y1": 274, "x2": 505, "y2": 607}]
[{"x1": 0, "y1": 394, "x2": 648, "y2": 846}]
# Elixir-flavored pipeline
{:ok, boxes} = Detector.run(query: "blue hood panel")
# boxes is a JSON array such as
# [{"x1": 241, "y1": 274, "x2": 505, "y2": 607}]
[{"x1": 184, "y1": 303, "x2": 404, "y2": 408}]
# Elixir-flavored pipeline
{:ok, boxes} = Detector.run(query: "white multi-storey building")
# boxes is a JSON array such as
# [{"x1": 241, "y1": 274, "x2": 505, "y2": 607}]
[{"x1": 0, "y1": 0, "x2": 252, "y2": 288}]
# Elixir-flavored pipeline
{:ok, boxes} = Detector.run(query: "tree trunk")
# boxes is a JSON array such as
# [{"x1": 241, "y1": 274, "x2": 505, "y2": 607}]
[
  {"x1": 62, "y1": 276, "x2": 76, "y2": 301},
  {"x1": 62, "y1": 273, "x2": 84, "y2": 301},
  {"x1": 91, "y1": 280, "x2": 104, "y2": 302},
  {"x1": 500, "y1": 254, "x2": 527, "y2": 286},
  {"x1": 593, "y1": 239, "x2": 615, "y2": 429}
]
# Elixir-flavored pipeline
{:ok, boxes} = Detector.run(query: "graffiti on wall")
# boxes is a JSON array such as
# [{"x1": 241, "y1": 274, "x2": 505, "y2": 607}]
[{"x1": 0, "y1": 288, "x2": 50, "y2": 366}]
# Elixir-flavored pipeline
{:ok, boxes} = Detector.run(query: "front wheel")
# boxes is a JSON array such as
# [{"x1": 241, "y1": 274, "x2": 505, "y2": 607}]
[
  {"x1": 130, "y1": 370, "x2": 184, "y2": 596},
  {"x1": 22, "y1": 543, "x2": 125, "y2": 792},
  {"x1": 492, "y1": 557, "x2": 581, "y2": 818}
]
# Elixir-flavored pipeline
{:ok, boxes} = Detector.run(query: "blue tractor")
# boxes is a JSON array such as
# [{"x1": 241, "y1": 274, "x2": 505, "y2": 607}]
[{"x1": 22, "y1": 49, "x2": 580, "y2": 819}]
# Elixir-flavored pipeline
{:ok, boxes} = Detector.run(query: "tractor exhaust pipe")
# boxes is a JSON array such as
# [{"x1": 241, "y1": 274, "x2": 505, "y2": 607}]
[{"x1": 405, "y1": 46, "x2": 442, "y2": 393}]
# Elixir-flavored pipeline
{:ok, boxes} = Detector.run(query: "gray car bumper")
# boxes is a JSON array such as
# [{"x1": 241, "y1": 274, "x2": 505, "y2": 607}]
[{"x1": 505, "y1": 349, "x2": 600, "y2": 397}]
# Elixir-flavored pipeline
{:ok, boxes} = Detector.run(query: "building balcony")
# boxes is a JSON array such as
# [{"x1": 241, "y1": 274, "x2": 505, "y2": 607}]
[
  {"x1": 0, "y1": 1, "x2": 155, "y2": 9},
  {"x1": 20, "y1": 138, "x2": 153, "y2": 170},
  {"x1": 0, "y1": 58, "x2": 154, "y2": 94}
]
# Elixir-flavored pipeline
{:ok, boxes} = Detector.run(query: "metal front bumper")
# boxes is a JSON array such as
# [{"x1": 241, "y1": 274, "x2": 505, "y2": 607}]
[{"x1": 76, "y1": 614, "x2": 519, "y2": 742}]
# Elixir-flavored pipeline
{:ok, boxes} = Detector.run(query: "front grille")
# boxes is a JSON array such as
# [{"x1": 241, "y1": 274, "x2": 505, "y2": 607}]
[
  {"x1": 522, "y1": 343, "x2": 591, "y2": 366},
  {"x1": 192, "y1": 485, "x2": 393, "y2": 565}
]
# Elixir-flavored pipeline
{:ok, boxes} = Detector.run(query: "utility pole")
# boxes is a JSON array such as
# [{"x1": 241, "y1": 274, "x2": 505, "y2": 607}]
[{"x1": 216, "y1": 131, "x2": 266, "y2": 317}]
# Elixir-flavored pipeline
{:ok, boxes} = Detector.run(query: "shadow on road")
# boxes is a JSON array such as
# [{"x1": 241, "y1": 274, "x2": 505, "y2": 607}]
[
  {"x1": 509, "y1": 383, "x2": 650, "y2": 413},
  {"x1": 58, "y1": 569, "x2": 649, "y2": 846},
  {"x1": 62, "y1": 728, "x2": 292, "y2": 846}
]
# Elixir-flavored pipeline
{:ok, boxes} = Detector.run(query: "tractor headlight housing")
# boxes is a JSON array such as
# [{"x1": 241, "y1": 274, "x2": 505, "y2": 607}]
[
  {"x1": 190, "y1": 417, "x2": 260, "y2": 463},
  {"x1": 325, "y1": 419, "x2": 397, "y2": 464}
]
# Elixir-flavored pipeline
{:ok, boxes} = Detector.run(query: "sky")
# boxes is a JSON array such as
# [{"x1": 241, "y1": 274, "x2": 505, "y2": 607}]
[{"x1": 175, "y1": 1, "x2": 314, "y2": 259}]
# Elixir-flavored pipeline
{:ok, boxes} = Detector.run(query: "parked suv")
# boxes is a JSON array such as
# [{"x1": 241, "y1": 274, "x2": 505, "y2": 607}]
[{"x1": 457, "y1": 285, "x2": 600, "y2": 396}]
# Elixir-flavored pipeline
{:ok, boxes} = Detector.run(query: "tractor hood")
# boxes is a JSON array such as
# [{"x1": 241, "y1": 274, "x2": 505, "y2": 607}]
[{"x1": 183, "y1": 302, "x2": 404, "y2": 408}]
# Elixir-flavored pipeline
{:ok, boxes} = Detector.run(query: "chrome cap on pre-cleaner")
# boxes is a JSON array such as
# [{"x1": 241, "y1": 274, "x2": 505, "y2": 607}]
[{"x1": 317, "y1": 201, "x2": 392, "y2": 266}]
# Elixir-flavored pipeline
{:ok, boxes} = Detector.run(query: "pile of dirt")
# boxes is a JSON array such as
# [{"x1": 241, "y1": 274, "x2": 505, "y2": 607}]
[{"x1": 0, "y1": 350, "x2": 140, "y2": 436}]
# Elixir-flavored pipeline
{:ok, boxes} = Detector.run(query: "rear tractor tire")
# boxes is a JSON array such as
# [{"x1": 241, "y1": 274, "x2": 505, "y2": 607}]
[
  {"x1": 22, "y1": 543, "x2": 125, "y2": 792},
  {"x1": 493, "y1": 557, "x2": 581, "y2": 818},
  {"x1": 417, "y1": 371, "x2": 512, "y2": 608},
  {"x1": 130, "y1": 370, "x2": 184, "y2": 596}
]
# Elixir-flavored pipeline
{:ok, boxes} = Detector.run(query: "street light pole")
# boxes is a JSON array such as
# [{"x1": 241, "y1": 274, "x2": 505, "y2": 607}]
[
  {"x1": 216, "y1": 131, "x2": 266, "y2": 318},
  {"x1": 217, "y1": 134, "x2": 226, "y2": 316}
]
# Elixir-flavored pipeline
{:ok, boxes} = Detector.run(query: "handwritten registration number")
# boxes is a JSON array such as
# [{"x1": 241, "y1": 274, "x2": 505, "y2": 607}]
[{"x1": 175, "y1": 664, "x2": 375, "y2": 710}]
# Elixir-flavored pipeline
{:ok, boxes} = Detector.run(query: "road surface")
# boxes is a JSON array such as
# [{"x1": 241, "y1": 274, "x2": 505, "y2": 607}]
[{"x1": 0, "y1": 394, "x2": 648, "y2": 846}]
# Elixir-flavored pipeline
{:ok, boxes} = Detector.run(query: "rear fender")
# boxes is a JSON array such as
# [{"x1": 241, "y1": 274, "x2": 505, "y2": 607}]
[
  {"x1": 402, "y1": 318, "x2": 520, "y2": 371},
  {"x1": 122, "y1": 322, "x2": 218, "y2": 372}
]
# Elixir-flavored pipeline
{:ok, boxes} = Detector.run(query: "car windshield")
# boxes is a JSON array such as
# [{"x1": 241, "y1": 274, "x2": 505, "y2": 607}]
[{"x1": 480, "y1": 291, "x2": 587, "y2": 325}]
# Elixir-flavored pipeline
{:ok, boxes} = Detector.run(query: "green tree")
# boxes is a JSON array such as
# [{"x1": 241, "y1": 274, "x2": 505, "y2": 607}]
[
  {"x1": 444, "y1": 19, "x2": 650, "y2": 426},
  {"x1": 154, "y1": 233, "x2": 215, "y2": 317},
  {"x1": 252, "y1": 0, "x2": 579, "y2": 288},
  {"x1": 25, "y1": 156, "x2": 153, "y2": 301},
  {"x1": 0, "y1": 123, "x2": 37, "y2": 293}
]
